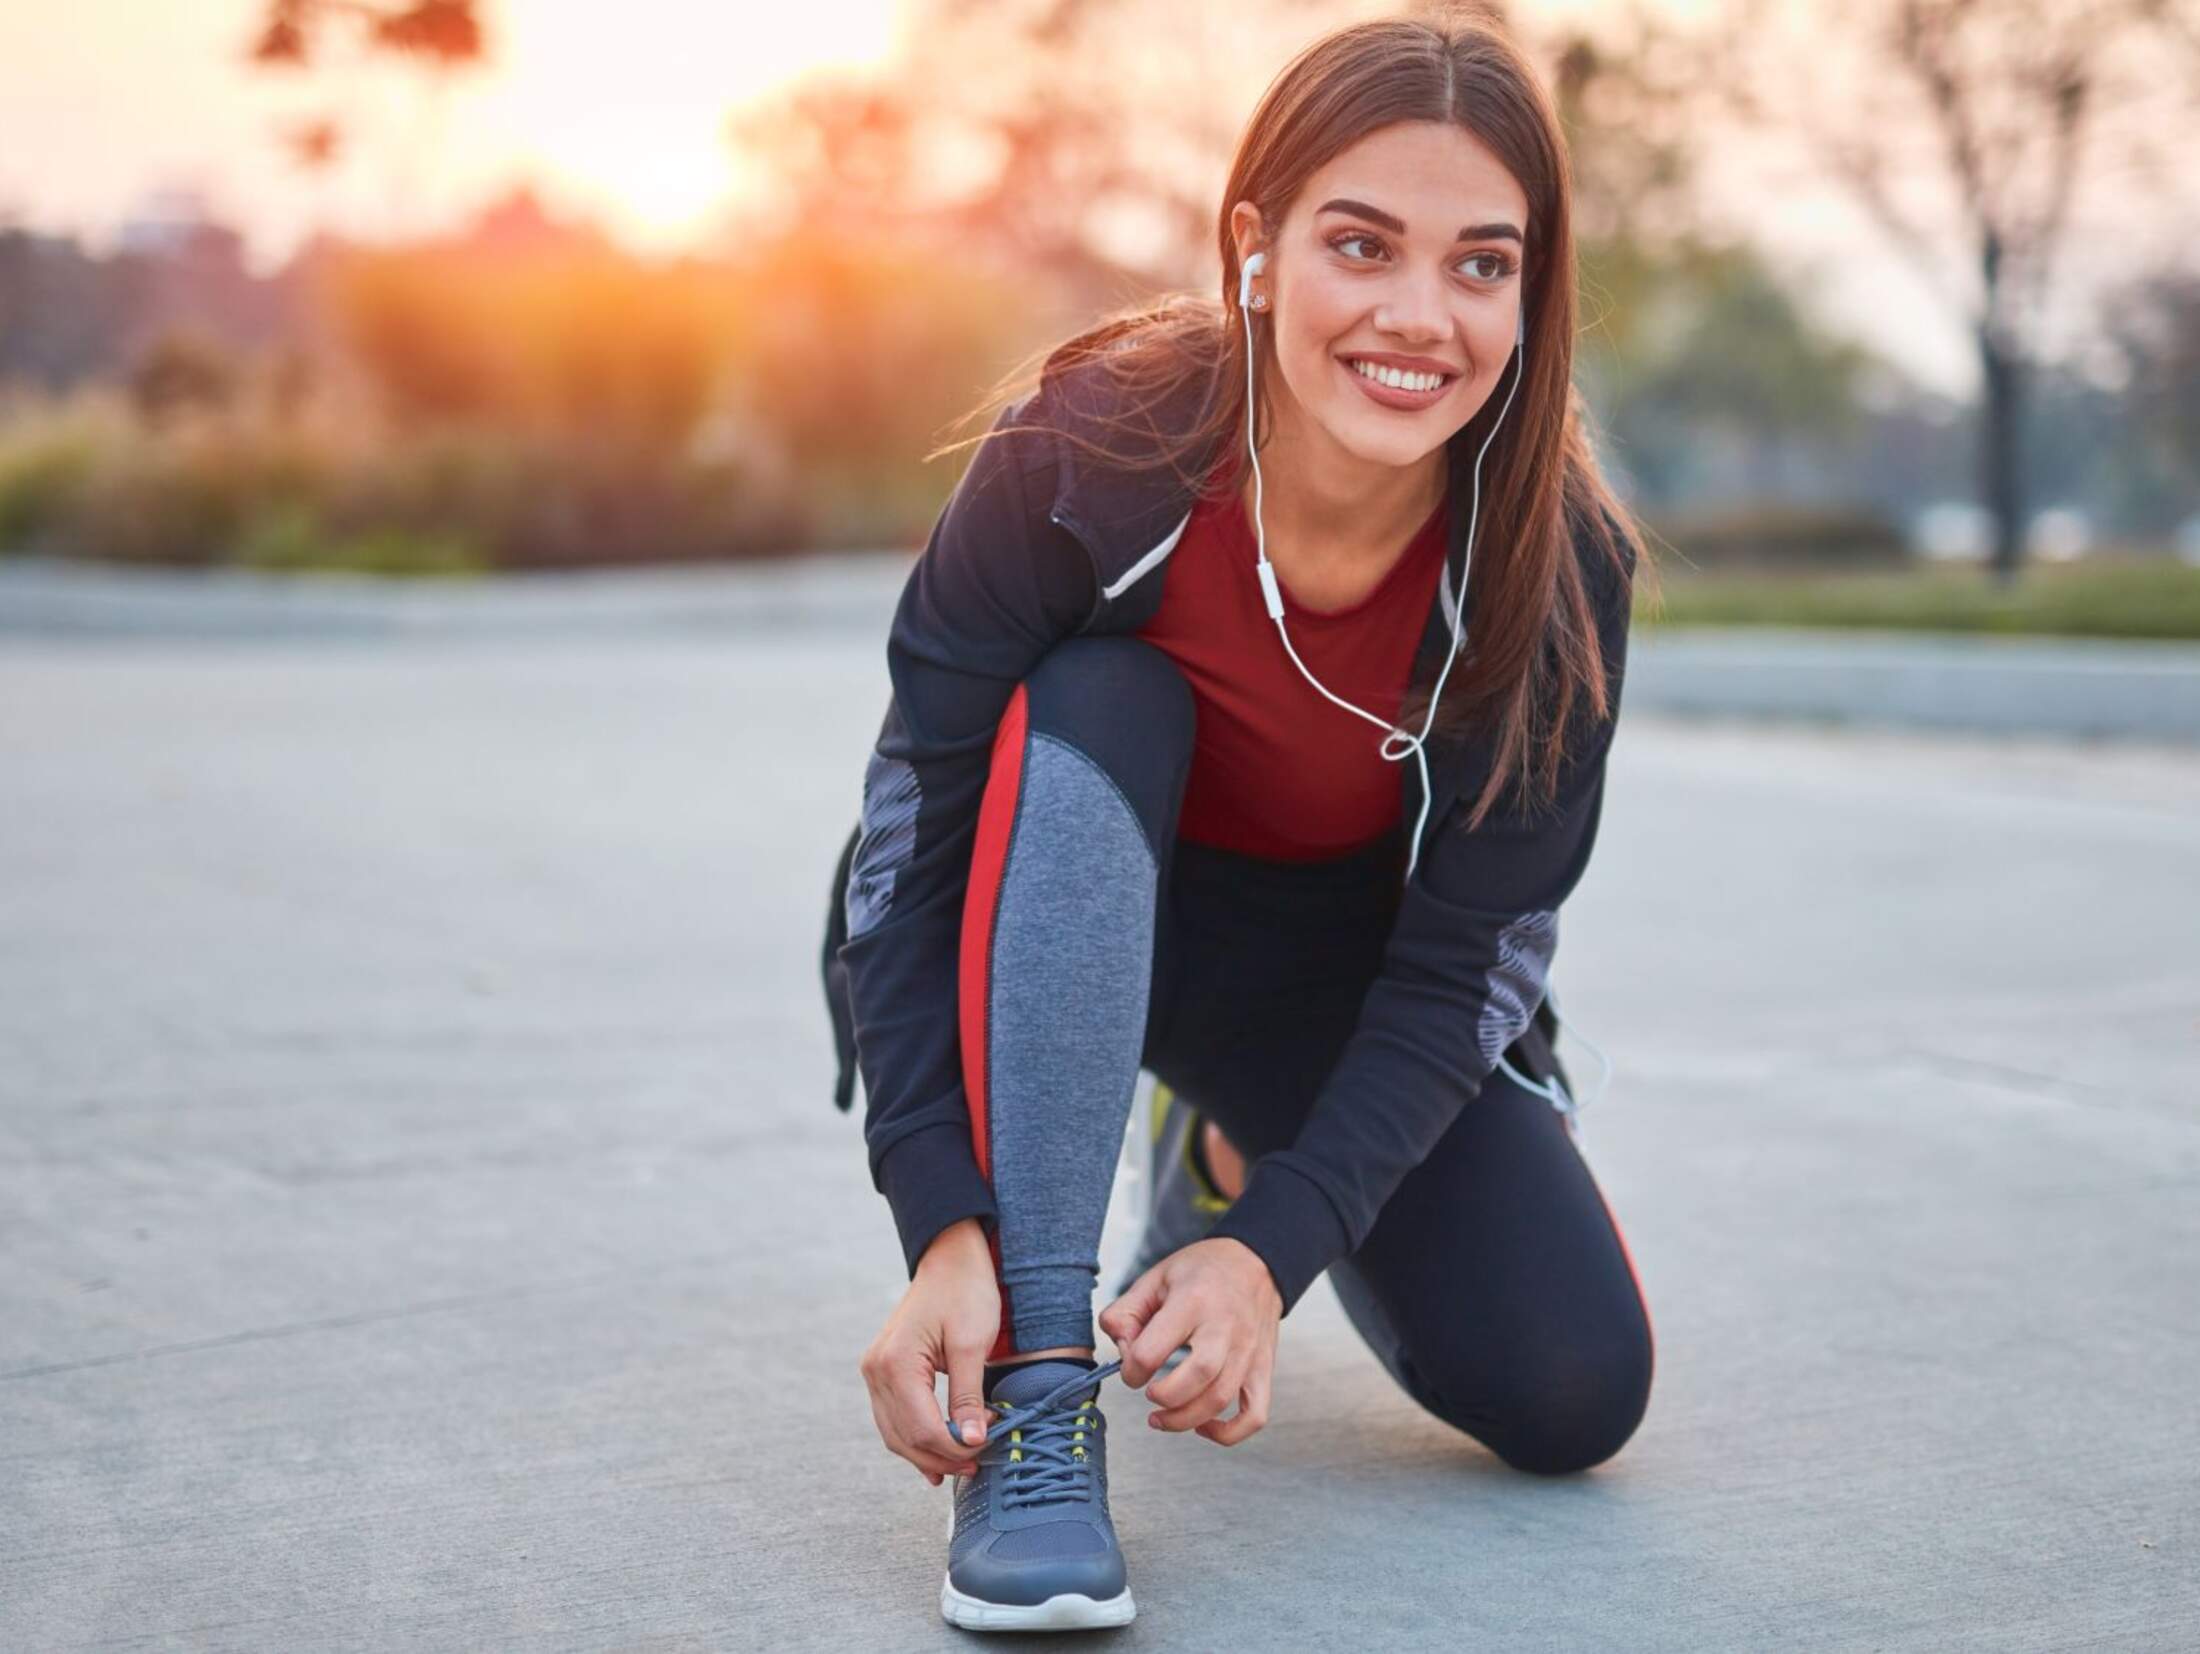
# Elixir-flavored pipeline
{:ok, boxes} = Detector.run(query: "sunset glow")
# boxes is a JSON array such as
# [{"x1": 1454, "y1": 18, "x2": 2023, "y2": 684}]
[
  {"x1": 492, "y1": 2, "x2": 907, "y2": 246},
  {"x1": 0, "y1": 0, "x2": 909, "y2": 261}
]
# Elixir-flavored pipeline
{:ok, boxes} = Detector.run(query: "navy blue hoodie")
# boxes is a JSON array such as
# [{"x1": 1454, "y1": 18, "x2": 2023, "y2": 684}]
[{"x1": 818, "y1": 339, "x2": 1636, "y2": 1315}]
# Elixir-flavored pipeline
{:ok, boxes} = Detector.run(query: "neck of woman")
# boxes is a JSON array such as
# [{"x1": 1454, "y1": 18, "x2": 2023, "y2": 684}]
[{"x1": 1237, "y1": 417, "x2": 1448, "y2": 572}]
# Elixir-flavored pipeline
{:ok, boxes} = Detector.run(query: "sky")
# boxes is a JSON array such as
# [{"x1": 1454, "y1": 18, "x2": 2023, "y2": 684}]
[
  {"x1": 0, "y1": 0, "x2": 2177, "y2": 400},
  {"x1": 0, "y1": 0, "x2": 904, "y2": 260}
]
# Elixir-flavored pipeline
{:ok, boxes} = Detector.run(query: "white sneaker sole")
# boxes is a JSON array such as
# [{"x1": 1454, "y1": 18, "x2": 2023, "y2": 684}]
[{"x1": 939, "y1": 1575, "x2": 1136, "y2": 1631}]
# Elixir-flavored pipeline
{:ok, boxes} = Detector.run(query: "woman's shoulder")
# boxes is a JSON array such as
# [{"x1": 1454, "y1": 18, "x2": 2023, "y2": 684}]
[
  {"x1": 951, "y1": 338, "x2": 1135, "y2": 519},
  {"x1": 971, "y1": 324, "x2": 1223, "y2": 581},
  {"x1": 1015, "y1": 309, "x2": 1224, "y2": 472}
]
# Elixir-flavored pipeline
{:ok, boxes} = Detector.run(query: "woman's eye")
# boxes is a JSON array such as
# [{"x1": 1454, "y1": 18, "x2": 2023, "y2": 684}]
[{"x1": 1330, "y1": 233, "x2": 1513, "y2": 282}]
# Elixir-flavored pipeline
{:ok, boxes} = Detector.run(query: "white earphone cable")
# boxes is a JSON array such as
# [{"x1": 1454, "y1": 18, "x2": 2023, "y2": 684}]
[
  {"x1": 1236, "y1": 251, "x2": 1612, "y2": 1127},
  {"x1": 1238, "y1": 252, "x2": 1522, "y2": 881}
]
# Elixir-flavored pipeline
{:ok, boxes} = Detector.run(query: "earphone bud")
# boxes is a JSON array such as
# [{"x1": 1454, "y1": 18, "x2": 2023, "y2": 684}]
[{"x1": 1239, "y1": 250, "x2": 1266, "y2": 310}]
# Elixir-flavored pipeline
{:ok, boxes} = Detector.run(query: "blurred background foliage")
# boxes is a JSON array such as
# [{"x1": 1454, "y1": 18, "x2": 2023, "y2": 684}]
[{"x1": 0, "y1": 0, "x2": 2195, "y2": 634}]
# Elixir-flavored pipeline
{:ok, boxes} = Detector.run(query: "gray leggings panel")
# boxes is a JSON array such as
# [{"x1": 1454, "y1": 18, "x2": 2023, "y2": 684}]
[
  {"x1": 972, "y1": 635, "x2": 1194, "y2": 1353},
  {"x1": 986, "y1": 732, "x2": 1159, "y2": 1351}
]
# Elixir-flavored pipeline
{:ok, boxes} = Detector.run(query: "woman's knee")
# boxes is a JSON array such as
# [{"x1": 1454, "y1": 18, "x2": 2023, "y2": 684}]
[
  {"x1": 1412, "y1": 1332, "x2": 1653, "y2": 1476},
  {"x1": 1023, "y1": 636, "x2": 1193, "y2": 765},
  {"x1": 987, "y1": 636, "x2": 1193, "y2": 864}
]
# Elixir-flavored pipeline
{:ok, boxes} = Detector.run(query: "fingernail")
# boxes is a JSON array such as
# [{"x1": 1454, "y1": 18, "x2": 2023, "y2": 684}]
[{"x1": 1148, "y1": 1414, "x2": 1162, "y2": 1429}]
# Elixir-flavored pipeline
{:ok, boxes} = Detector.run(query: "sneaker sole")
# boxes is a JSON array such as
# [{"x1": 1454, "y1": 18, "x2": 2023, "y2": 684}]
[{"x1": 939, "y1": 1576, "x2": 1136, "y2": 1631}]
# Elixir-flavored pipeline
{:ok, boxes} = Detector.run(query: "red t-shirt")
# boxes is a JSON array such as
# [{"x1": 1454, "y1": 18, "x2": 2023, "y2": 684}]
[{"x1": 1134, "y1": 463, "x2": 1450, "y2": 862}]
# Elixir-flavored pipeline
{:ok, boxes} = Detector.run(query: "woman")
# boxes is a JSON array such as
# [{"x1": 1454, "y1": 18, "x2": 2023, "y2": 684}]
[{"x1": 818, "y1": 13, "x2": 1656, "y2": 1633}]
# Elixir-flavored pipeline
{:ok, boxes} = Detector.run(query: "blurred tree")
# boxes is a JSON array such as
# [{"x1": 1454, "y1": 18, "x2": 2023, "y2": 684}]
[
  {"x1": 129, "y1": 330, "x2": 243, "y2": 426},
  {"x1": 2091, "y1": 268, "x2": 2200, "y2": 534},
  {"x1": 282, "y1": 118, "x2": 345, "y2": 175},
  {"x1": 1535, "y1": 3, "x2": 1707, "y2": 250},
  {"x1": 246, "y1": 0, "x2": 488, "y2": 233},
  {"x1": 1702, "y1": 0, "x2": 2200, "y2": 581},
  {"x1": 1576, "y1": 236, "x2": 1877, "y2": 508},
  {"x1": 322, "y1": 234, "x2": 720, "y2": 450},
  {"x1": 725, "y1": 0, "x2": 1353, "y2": 309},
  {"x1": 0, "y1": 223, "x2": 302, "y2": 393},
  {"x1": 247, "y1": 0, "x2": 483, "y2": 69}
]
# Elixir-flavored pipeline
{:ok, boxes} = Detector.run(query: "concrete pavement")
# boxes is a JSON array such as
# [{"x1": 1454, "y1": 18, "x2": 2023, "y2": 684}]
[
  {"x1": 1629, "y1": 625, "x2": 2200, "y2": 742},
  {"x1": 8, "y1": 552, "x2": 2200, "y2": 742},
  {"x1": 2, "y1": 619, "x2": 2196, "y2": 1649}
]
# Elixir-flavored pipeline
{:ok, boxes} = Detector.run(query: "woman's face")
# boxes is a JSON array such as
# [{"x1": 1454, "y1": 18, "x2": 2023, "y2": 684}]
[{"x1": 1234, "y1": 120, "x2": 1530, "y2": 471}]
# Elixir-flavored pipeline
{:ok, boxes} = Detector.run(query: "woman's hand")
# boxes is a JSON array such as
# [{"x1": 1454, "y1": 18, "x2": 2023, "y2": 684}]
[
  {"x1": 1098, "y1": 1236, "x2": 1282, "y2": 1445},
  {"x1": 859, "y1": 1217, "x2": 1001, "y2": 1486}
]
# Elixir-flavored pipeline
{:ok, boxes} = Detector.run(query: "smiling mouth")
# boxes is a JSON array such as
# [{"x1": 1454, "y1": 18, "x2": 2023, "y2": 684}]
[
  {"x1": 1340, "y1": 356, "x2": 1457, "y2": 406},
  {"x1": 1342, "y1": 356, "x2": 1457, "y2": 393}
]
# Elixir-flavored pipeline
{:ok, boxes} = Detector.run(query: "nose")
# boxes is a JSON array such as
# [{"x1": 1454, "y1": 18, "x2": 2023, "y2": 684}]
[{"x1": 1374, "y1": 262, "x2": 1451, "y2": 342}]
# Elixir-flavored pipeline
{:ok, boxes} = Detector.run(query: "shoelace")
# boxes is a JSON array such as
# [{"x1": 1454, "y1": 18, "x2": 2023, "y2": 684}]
[{"x1": 960, "y1": 1359, "x2": 1125, "y2": 1510}]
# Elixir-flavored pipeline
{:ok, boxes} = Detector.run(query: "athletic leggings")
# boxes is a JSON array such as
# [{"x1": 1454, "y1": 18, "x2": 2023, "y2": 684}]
[{"x1": 959, "y1": 635, "x2": 1654, "y2": 1475}]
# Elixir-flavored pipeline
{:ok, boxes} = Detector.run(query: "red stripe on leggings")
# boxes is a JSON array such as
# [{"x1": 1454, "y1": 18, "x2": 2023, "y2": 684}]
[
  {"x1": 1563, "y1": 1117, "x2": 1654, "y2": 1368},
  {"x1": 959, "y1": 684, "x2": 1029, "y2": 1363},
  {"x1": 1588, "y1": 1165, "x2": 1655, "y2": 1373}
]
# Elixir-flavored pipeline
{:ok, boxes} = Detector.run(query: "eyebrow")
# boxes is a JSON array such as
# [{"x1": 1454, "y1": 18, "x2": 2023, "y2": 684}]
[{"x1": 1315, "y1": 197, "x2": 1522, "y2": 244}]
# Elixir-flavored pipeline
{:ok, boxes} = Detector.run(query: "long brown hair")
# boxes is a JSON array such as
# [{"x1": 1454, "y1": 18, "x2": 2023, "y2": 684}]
[{"x1": 931, "y1": 13, "x2": 1652, "y2": 832}]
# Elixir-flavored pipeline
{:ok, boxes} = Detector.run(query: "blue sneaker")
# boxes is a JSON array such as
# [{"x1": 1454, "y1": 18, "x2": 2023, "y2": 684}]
[{"x1": 941, "y1": 1358, "x2": 1134, "y2": 1631}]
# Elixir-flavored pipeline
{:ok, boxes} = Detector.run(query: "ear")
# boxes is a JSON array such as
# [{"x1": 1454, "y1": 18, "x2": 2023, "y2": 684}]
[{"x1": 1228, "y1": 201, "x2": 1268, "y2": 276}]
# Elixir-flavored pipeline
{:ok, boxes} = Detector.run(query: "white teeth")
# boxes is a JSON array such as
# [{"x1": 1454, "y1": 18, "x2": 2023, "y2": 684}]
[{"x1": 1349, "y1": 358, "x2": 1447, "y2": 394}]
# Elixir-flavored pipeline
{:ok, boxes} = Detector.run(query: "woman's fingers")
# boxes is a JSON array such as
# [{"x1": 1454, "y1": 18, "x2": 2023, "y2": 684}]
[
  {"x1": 892, "y1": 1358, "x2": 981, "y2": 1466},
  {"x1": 859, "y1": 1233, "x2": 1006, "y2": 1483},
  {"x1": 1194, "y1": 1396, "x2": 1260, "y2": 1446},
  {"x1": 943, "y1": 1337, "x2": 991, "y2": 1451},
  {"x1": 1098, "y1": 1264, "x2": 1163, "y2": 1353},
  {"x1": 866, "y1": 1382, "x2": 966, "y2": 1479},
  {"x1": 863, "y1": 1344, "x2": 981, "y2": 1480},
  {"x1": 883, "y1": 1407, "x2": 978, "y2": 1480},
  {"x1": 1143, "y1": 1331, "x2": 1224, "y2": 1412},
  {"x1": 1196, "y1": 1357, "x2": 1272, "y2": 1446},
  {"x1": 1149, "y1": 1344, "x2": 1250, "y2": 1433},
  {"x1": 902, "y1": 1442, "x2": 972, "y2": 1479},
  {"x1": 1121, "y1": 1289, "x2": 1199, "y2": 1388}
]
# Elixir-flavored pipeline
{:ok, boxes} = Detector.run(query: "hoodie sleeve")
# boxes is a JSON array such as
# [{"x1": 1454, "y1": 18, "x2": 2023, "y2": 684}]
[
  {"x1": 1205, "y1": 505, "x2": 1637, "y2": 1313},
  {"x1": 837, "y1": 401, "x2": 1098, "y2": 1277}
]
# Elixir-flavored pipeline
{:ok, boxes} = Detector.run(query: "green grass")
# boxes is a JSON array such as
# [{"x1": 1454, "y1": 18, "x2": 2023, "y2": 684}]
[
  {"x1": 1642, "y1": 559, "x2": 2200, "y2": 642},
  {"x1": 232, "y1": 502, "x2": 487, "y2": 579}
]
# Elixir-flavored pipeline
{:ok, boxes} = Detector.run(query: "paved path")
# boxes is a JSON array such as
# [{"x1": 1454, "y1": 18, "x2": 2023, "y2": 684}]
[
  {"x1": 2, "y1": 630, "x2": 2195, "y2": 1650},
  {"x1": 8, "y1": 552, "x2": 2200, "y2": 740},
  {"x1": 1632, "y1": 626, "x2": 2200, "y2": 742}
]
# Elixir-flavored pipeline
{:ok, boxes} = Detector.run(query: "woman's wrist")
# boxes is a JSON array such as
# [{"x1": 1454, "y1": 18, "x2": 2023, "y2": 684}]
[
  {"x1": 917, "y1": 1216, "x2": 990, "y2": 1277},
  {"x1": 1207, "y1": 1235, "x2": 1283, "y2": 1316}
]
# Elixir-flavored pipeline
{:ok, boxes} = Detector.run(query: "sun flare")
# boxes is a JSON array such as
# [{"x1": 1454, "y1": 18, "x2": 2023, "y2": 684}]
[{"x1": 483, "y1": 1, "x2": 904, "y2": 248}]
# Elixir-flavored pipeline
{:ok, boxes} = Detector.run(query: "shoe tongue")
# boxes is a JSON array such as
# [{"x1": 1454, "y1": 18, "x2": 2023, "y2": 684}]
[{"x1": 989, "y1": 1359, "x2": 1098, "y2": 1410}]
